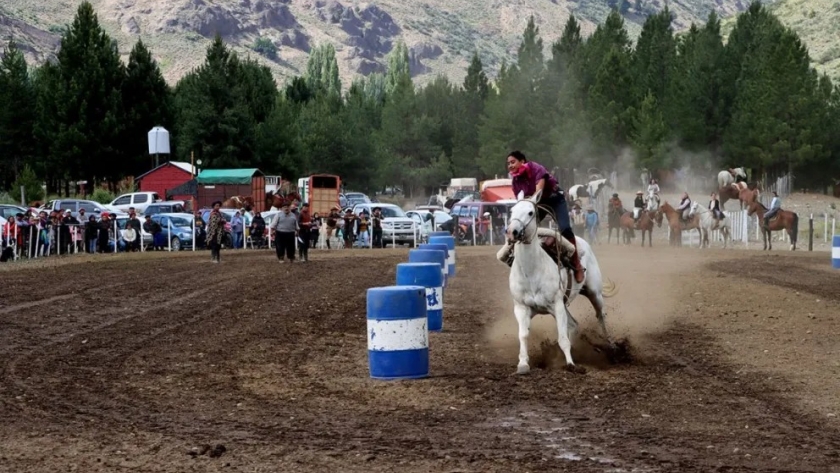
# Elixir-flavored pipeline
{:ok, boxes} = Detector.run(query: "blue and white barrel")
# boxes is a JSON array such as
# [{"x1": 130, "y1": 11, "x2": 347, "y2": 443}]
[
  {"x1": 396, "y1": 263, "x2": 444, "y2": 332},
  {"x1": 415, "y1": 244, "x2": 449, "y2": 287},
  {"x1": 429, "y1": 235, "x2": 456, "y2": 277},
  {"x1": 429, "y1": 231, "x2": 451, "y2": 239},
  {"x1": 833, "y1": 235, "x2": 840, "y2": 269},
  {"x1": 366, "y1": 286, "x2": 429, "y2": 380}
]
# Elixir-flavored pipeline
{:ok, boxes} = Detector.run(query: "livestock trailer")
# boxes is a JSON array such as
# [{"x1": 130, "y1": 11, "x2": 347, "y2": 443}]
[{"x1": 196, "y1": 168, "x2": 267, "y2": 212}]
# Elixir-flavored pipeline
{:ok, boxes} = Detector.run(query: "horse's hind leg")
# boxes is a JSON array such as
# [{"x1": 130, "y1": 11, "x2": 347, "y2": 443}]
[
  {"x1": 583, "y1": 285, "x2": 613, "y2": 347},
  {"x1": 514, "y1": 303, "x2": 533, "y2": 375}
]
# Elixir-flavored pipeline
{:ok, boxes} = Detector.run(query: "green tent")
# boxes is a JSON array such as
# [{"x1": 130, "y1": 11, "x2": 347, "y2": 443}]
[{"x1": 196, "y1": 169, "x2": 263, "y2": 185}]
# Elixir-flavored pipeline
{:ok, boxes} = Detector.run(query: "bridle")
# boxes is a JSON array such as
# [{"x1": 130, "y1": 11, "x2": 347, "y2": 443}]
[{"x1": 509, "y1": 199, "x2": 538, "y2": 244}]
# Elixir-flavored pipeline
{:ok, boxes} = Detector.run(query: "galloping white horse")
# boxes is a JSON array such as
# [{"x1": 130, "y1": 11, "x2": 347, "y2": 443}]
[
  {"x1": 689, "y1": 201, "x2": 731, "y2": 249},
  {"x1": 717, "y1": 167, "x2": 747, "y2": 189},
  {"x1": 500, "y1": 190, "x2": 618, "y2": 374}
]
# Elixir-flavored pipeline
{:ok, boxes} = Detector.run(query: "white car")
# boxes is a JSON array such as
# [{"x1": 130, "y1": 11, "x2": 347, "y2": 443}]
[
  {"x1": 352, "y1": 203, "x2": 419, "y2": 246},
  {"x1": 107, "y1": 192, "x2": 161, "y2": 213}
]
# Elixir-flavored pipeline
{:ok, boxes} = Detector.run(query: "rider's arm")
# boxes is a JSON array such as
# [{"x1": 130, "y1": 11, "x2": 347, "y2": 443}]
[{"x1": 535, "y1": 178, "x2": 546, "y2": 194}]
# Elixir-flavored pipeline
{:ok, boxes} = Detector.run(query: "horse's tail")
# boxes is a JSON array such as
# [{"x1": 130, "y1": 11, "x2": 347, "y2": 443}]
[
  {"x1": 602, "y1": 278, "x2": 619, "y2": 298},
  {"x1": 791, "y1": 212, "x2": 799, "y2": 244}
]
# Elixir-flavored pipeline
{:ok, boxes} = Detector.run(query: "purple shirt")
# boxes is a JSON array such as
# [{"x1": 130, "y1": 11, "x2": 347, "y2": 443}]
[{"x1": 511, "y1": 161, "x2": 559, "y2": 202}]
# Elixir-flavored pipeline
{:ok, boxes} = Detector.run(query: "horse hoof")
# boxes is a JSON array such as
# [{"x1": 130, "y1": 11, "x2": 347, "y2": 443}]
[
  {"x1": 516, "y1": 364, "x2": 530, "y2": 375},
  {"x1": 565, "y1": 364, "x2": 587, "y2": 375}
]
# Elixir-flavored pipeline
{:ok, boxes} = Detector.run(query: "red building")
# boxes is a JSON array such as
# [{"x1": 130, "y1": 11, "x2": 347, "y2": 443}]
[{"x1": 135, "y1": 161, "x2": 196, "y2": 204}]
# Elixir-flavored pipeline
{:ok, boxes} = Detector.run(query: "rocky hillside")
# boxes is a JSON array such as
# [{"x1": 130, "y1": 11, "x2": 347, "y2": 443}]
[{"x1": 3, "y1": 0, "x2": 826, "y2": 88}]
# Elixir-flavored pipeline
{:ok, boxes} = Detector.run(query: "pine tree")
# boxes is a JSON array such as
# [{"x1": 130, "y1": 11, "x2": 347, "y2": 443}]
[
  {"x1": 631, "y1": 7, "x2": 675, "y2": 105},
  {"x1": 53, "y1": 1, "x2": 127, "y2": 186},
  {"x1": 0, "y1": 41, "x2": 36, "y2": 189},
  {"x1": 122, "y1": 39, "x2": 173, "y2": 175},
  {"x1": 32, "y1": 62, "x2": 62, "y2": 193},
  {"x1": 631, "y1": 92, "x2": 669, "y2": 172},
  {"x1": 463, "y1": 52, "x2": 489, "y2": 101}
]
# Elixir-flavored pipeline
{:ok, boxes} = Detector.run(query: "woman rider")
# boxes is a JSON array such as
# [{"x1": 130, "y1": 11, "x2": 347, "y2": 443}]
[{"x1": 500, "y1": 150, "x2": 585, "y2": 283}]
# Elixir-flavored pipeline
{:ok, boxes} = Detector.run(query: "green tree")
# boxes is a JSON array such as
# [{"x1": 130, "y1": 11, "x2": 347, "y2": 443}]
[
  {"x1": 122, "y1": 39, "x2": 173, "y2": 176},
  {"x1": 0, "y1": 41, "x2": 35, "y2": 189},
  {"x1": 11, "y1": 164, "x2": 44, "y2": 204},
  {"x1": 630, "y1": 92, "x2": 669, "y2": 172},
  {"x1": 32, "y1": 62, "x2": 62, "y2": 193},
  {"x1": 53, "y1": 0, "x2": 127, "y2": 187},
  {"x1": 385, "y1": 41, "x2": 411, "y2": 96},
  {"x1": 305, "y1": 43, "x2": 341, "y2": 97}
]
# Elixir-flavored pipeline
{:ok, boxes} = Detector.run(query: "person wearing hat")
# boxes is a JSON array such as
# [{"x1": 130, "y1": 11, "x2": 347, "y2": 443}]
[
  {"x1": 633, "y1": 190, "x2": 645, "y2": 225},
  {"x1": 206, "y1": 201, "x2": 225, "y2": 262},
  {"x1": 609, "y1": 192, "x2": 623, "y2": 214},
  {"x1": 342, "y1": 209, "x2": 356, "y2": 249},
  {"x1": 143, "y1": 214, "x2": 164, "y2": 251},
  {"x1": 297, "y1": 202, "x2": 312, "y2": 261},
  {"x1": 270, "y1": 199, "x2": 299, "y2": 263},
  {"x1": 98, "y1": 212, "x2": 111, "y2": 253},
  {"x1": 371, "y1": 207, "x2": 383, "y2": 248},
  {"x1": 570, "y1": 202, "x2": 585, "y2": 238},
  {"x1": 126, "y1": 211, "x2": 141, "y2": 252},
  {"x1": 325, "y1": 206, "x2": 340, "y2": 249}
]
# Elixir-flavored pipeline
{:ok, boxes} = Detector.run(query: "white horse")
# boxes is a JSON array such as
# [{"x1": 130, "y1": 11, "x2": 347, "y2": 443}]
[
  {"x1": 689, "y1": 201, "x2": 731, "y2": 249},
  {"x1": 568, "y1": 178, "x2": 611, "y2": 204},
  {"x1": 646, "y1": 188, "x2": 660, "y2": 212},
  {"x1": 500, "y1": 189, "x2": 618, "y2": 374},
  {"x1": 717, "y1": 167, "x2": 747, "y2": 189}
]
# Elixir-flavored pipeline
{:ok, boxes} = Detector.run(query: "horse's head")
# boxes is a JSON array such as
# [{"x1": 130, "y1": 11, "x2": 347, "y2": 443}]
[
  {"x1": 746, "y1": 200, "x2": 761, "y2": 216},
  {"x1": 734, "y1": 167, "x2": 747, "y2": 179},
  {"x1": 654, "y1": 209, "x2": 664, "y2": 227},
  {"x1": 688, "y1": 201, "x2": 699, "y2": 218},
  {"x1": 507, "y1": 190, "x2": 541, "y2": 243}
]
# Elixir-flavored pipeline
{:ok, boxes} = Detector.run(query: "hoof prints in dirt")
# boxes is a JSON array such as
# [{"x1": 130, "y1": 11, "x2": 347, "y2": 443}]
[{"x1": 533, "y1": 334, "x2": 634, "y2": 371}]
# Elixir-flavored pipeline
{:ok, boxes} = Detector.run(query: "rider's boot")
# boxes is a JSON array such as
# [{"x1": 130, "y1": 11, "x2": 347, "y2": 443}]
[
  {"x1": 566, "y1": 234, "x2": 585, "y2": 284},
  {"x1": 496, "y1": 241, "x2": 514, "y2": 267}
]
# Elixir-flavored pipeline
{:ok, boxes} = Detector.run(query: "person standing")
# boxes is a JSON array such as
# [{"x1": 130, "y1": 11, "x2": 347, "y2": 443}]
[
  {"x1": 298, "y1": 203, "x2": 312, "y2": 262},
  {"x1": 206, "y1": 201, "x2": 225, "y2": 263},
  {"x1": 231, "y1": 211, "x2": 244, "y2": 249},
  {"x1": 271, "y1": 200, "x2": 299, "y2": 263},
  {"x1": 371, "y1": 207, "x2": 383, "y2": 248}
]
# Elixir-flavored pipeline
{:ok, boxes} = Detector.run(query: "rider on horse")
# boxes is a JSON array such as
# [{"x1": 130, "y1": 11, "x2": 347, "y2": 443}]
[
  {"x1": 499, "y1": 151, "x2": 585, "y2": 283},
  {"x1": 633, "y1": 191, "x2": 645, "y2": 225},
  {"x1": 676, "y1": 192, "x2": 692, "y2": 224},
  {"x1": 763, "y1": 191, "x2": 782, "y2": 229},
  {"x1": 709, "y1": 192, "x2": 723, "y2": 229},
  {"x1": 609, "y1": 193, "x2": 623, "y2": 213},
  {"x1": 647, "y1": 178, "x2": 660, "y2": 195}
]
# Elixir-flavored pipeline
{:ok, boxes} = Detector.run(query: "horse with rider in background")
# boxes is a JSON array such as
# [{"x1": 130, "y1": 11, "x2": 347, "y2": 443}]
[
  {"x1": 690, "y1": 200, "x2": 732, "y2": 249},
  {"x1": 747, "y1": 195, "x2": 799, "y2": 251},
  {"x1": 606, "y1": 193, "x2": 624, "y2": 245},
  {"x1": 660, "y1": 201, "x2": 701, "y2": 247}
]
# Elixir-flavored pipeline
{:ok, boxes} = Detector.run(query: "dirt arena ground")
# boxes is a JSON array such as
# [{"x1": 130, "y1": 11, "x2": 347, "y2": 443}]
[{"x1": 2, "y1": 242, "x2": 840, "y2": 472}]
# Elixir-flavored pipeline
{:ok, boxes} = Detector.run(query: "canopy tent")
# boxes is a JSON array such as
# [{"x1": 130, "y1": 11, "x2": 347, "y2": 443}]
[{"x1": 196, "y1": 169, "x2": 263, "y2": 185}]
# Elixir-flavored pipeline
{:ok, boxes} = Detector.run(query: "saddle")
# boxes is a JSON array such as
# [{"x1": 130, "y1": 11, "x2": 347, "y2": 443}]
[{"x1": 536, "y1": 228, "x2": 576, "y2": 271}]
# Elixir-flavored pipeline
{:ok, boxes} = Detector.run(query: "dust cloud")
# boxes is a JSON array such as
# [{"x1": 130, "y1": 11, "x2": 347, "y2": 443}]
[{"x1": 482, "y1": 244, "x2": 711, "y2": 370}]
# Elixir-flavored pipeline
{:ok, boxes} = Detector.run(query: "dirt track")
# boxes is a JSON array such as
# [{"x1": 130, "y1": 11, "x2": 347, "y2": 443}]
[{"x1": 1, "y1": 244, "x2": 840, "y2": 472}]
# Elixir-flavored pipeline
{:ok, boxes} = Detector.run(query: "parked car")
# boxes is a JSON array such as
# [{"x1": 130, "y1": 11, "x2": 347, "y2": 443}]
[
  {"x1": 344, "y1": 192, "x2": 371, "y2": 208},
  {"x1": 38, "y1": 199, "x2": 126, "y2": 220},
  {"x1": 150, "y1": 213, "x2": 197, "y2": 251},
  {"x1": 143, "y1": 200, "x2": 187, "y2": 217},
  {"x1": 106, "y1": 192, "x2": 161, "y2": 213},
  {"x1": 352, "y1": 203, "x2": 420, "y2": 246},
  {"x1": 0, "y1": 204, "x2": 27, "y2": 221}
]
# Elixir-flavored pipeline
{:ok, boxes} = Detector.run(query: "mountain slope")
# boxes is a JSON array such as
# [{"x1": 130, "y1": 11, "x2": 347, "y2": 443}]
[{"x1": 0, "y1": 0, "x2": 792, "y2": 87}]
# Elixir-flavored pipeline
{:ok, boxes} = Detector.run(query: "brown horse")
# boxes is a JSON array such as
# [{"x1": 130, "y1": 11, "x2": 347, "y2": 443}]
[
  {"x1": 265, "y1": 191, "x2": 302, "y2": 210},
  {"x1": 719, "y1": 182, "x2": 760, "y2": 210},
  {"x1": 607, "y1": 205, "x2": 624, "y2": 244},
  {"x1": 637, "y1": 209, "x2": 662, "y2": 247},
  {"x1": 222, "y1": 195, "x2": 255, "y2": 209},
  {"x1": 746, "y1": 200, "x2": 799, "y2": 251},
  {"x1": 660, "y1": 202, "x2": 701, "y2": 247},
  {"x1": 618, "y1": 212, "x2": 635, "y2": 244}
]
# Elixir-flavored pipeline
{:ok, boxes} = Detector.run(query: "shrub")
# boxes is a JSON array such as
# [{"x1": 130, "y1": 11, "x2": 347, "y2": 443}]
[
  {"x1": 90, "y1": 188, "x2": 115, "y2": 204},
  {"x1": 11, "y1": 165, "x2": 44, "y2": 204}
]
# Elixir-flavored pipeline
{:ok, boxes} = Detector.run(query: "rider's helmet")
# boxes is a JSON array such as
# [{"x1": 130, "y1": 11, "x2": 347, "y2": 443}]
[
  {"x1": 612, "y1": 193, "x2": 619, "y2": 198},
  {"x1": 636, "y1": 190, "x2": 643, "y2": 195}
]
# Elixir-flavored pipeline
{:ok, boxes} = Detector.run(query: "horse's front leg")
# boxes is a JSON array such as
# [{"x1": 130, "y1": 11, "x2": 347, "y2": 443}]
[
  {"x1": 553, "y1": 297, "x2": 585, "y2": 374},
  {"x1": 514, "y1": 303, "x2": 533, "y2": 375}
]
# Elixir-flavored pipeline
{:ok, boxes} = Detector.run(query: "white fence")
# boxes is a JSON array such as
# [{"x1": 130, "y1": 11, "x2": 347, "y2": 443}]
[{"x1": 676, "y1": 210, "x2": 750, "y2": 247}]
